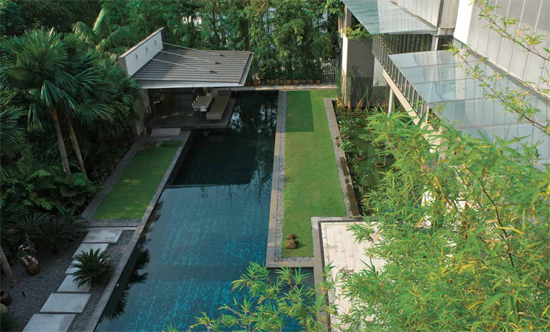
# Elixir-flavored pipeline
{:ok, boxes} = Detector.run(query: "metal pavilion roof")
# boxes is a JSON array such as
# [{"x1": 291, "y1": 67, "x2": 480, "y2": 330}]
[
  {"x1": 342, "y1": 0, "x2": 437, "y2": 35},
  {"x1": 118, "y1": 28, "x2": 253, "y2": 89},
  {"x1": 132, "y1": 49, "x2": 253, "y2": 89}
]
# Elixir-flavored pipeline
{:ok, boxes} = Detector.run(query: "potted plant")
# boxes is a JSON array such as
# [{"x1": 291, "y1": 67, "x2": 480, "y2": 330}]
[
  {"x1": 278, "y1": 75, "x2": 285, "y2": 86},
  {"x1": 339, "y1": 125, "x2": 351, "y2": 140},
  {"x1": 300, "y1": 61, "x2": 308, "y2": 85},
  {"x1": 375, "y1": 152, "x2": 387, "y2": 168},
  {"x1": 340, "y1": 139, "x2": 354, "y2": 154},
  {"x1": 306, "y1": 60, "x2": 315, "y2": 85},
  {"x1": 293, "y1": 71, "x2": 300, "y2": 85},
  {"x1": 285, "y1": 67, "x2": 293, "y2": 85},
  {"x1": 18, "y1": 243, "x2": 40, "y2": 276},
  {"x1": 252, "y1": 76, "x2": 260, "y2": 86},
  {"x1": 375, "y1": 159, "x2": 386, "y2": 168},
  {"x1": 354, "y1": 118, "x2": 364, "y2": 127},
  {"x1": 0, "y1": 291, "x2": 12, "y2": 306},
  {"x1": 260, "y1": 60, "x2": 275, "y2": 86},
  {"x1": 269, "y1": 60, "x2": 277, "y2": 85},
  {"x1": 356, "y1": 148, "x2": 366, "y2": 161}
]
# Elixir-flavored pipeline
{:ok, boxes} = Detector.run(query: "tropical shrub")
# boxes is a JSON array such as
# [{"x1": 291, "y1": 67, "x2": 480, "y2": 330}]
[
  {"x1": 49, "y1": 173, "x2": 97, "y2": 211},
  {"x1": 72, "y1": 249, "x2": 114, "y2": 288},
  {"x1": 34, "y1": 217, "x2": 82, "y2": 255},
  {"x1": 8, "y1": 212, "x2": 82, "y2": 255}
]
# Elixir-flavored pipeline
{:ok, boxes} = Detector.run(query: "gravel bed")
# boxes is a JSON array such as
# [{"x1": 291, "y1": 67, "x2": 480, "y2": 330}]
[
  {"x1": 69, "y1": 230, "x2": 134, "y2": 332},
  {"x1": 0, "y1": 230, "x2": 134, "y2": 332},
  {"x1": 0, "y1": 233, "x2": 86, "y2": 332}
]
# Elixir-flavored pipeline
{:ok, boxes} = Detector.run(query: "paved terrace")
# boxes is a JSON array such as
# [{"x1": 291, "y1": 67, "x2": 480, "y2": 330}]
[{"x1": 312, "y1": 218, "x2": 385, "y2": 329}]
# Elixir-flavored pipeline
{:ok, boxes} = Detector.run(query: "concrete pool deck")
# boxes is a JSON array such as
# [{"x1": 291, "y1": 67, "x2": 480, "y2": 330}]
[{"x1": 311, "y1": 217, "x2": 384, "y2": 330}]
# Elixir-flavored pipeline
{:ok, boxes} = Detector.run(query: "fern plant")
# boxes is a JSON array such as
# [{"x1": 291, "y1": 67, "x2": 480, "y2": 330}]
[{"x1": 72, "y1": 249, "x2": 114, "y2": 288}]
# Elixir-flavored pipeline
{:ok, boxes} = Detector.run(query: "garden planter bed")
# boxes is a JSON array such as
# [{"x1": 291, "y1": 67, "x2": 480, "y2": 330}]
[
  {"x1": 332, "y1": 102, "x2": 394, "y2": 214},
  {"x1": 0, "y1": 231, "x2": 133, "y2": 332}
]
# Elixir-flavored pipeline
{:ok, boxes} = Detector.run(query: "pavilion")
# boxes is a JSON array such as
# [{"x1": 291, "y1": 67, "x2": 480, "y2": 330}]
[{"x1": 118, "y1": 28, "x2": 254, "y2": 134}]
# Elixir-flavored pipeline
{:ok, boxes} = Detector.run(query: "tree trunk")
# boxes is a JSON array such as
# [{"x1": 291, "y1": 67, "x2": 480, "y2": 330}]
[
  {"x1": 0, "y1": 246, "x2": 16, "y2": 287},
  {"x1": 52, "y1": 108, "x2": 71, "y2": 175},
  {"x1": 65, "y1": 114, "x2": 87, "y2": 178}
]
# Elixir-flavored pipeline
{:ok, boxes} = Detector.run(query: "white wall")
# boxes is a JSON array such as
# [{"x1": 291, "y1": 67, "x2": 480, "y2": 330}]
[
  {"x1": 394, "y1": 0, "x2": 441, "y2": 27},
  {"x1": 453, "y1": 0, "x2": 473, "y2": 44},
  {"x1": 462, "y1": 0, "x2": 549, "y2": 90},
  {"x1": 119, "y1": 29, "x2": 164, "y2": 77}
]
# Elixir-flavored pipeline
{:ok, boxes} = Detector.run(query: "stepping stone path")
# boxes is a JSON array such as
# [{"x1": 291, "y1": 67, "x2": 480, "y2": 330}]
[
  {"x1": 73, "y1": 243, "x2": 109, "y2": 258},
  {"x1": 23, "y1": 228, "x2": 124, "y2": 332},
  {"x1": 23, "y1": 314, "x2": 76, "y2": 332},
  {"x1": 40, "y1": 293, "x2": 91, "y2": 313},
  {"x1": 84, "y1": 229, "x2": 122, "y2": 243},
  {"x1": 58, "y1": 275, "x2": 91, "y2": 293}
]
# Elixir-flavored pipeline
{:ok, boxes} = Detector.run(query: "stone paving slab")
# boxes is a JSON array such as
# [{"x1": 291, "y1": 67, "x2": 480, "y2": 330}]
[
  {"x1": 23, "y1": 313, "x2": 76, "y2": 332},
  {"x1": 73, "y1": 243, "x2": 109, "y2": 258},
  {"x1": 40, "y1": 293, "x2": 91, "y2": 314},
  {"x1": 151, "y1": 128, "x2": 181, "y2": 137},
  {"x1": 57, "y1": 275, "x2": 91, "y2": 293},
  {"x1": 65, "y1": 260, "x2": 78, "y2": 275},
  {"x1": 83, "y1": 229, "x2": 122, "y2": 243}
]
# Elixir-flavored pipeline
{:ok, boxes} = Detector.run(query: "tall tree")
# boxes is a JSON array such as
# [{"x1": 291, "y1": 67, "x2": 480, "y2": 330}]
[
  {"x1": 1, "y1": 29, "x2": 74, "y2": 175},
  {"x1": 0, "y1": 246, "x2": 16, "y2": 287},
  {"x1": 73, "y1": 8, "x2": 137, "y2": 59}
]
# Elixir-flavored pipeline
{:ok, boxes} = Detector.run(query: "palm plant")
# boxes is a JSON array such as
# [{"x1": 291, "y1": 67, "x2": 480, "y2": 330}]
[
  {"x1": 1, "y1": 29, "x2": 74, "y2": 175},
  {"x1": 72, "y1": 249, "x2": 114, "y2": 288},
  {"x1": 0, "y1": 106, "x2": 26, "y2": 181},
  {"x1": 73, "y1": 8, "x2": 136, "y2": 59},
  {"x1": 1, "y1": 29, "x2": 142, "y2": 177}
]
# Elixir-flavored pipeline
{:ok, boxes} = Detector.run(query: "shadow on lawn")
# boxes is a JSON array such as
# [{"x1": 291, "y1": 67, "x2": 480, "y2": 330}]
[{"x1": 286, "y1": 92, "x2": 314, "y2": 132}]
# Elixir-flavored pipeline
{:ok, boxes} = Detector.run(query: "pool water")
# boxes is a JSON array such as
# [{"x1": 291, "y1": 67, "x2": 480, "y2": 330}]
[{"x1": 96, "y1": 92, "x2": 278, "y2": 331}]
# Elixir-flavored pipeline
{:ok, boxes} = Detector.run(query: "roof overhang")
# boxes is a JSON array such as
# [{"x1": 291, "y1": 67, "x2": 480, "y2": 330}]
[
  {"x1": 342, "y1": 0, "x2": 437, "y2": 35},
  {"x1": 389, "y1": 50, "x2": 550, "y2": 165},
  {"x1": 119, "y1": 28, "x2": 253, "y2": 89}
]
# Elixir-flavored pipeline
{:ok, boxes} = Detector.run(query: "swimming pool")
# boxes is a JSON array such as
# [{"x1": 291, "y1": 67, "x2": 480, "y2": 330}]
[{"x1": 96, "y1": 92, "x2": 278, "y2": 331}]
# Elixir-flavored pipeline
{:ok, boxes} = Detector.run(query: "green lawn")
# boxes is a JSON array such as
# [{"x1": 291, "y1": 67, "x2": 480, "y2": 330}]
[
  {"x1": 283, "y1": 90, "x2": 347, "y2": 257},
  {"x1": 92, "y1": 144, "x2": 180, "y2": 220}
]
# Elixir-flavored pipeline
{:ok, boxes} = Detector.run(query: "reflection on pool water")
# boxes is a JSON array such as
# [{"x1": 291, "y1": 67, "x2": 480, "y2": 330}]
[{"x1": 96, "y1": 92, "x2": 279, "y2": 331}]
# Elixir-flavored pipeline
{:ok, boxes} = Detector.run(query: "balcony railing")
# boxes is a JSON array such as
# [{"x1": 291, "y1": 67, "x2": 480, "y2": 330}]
[{"x1": 372, "y1": 36, "x2": 429, "y2": 117}]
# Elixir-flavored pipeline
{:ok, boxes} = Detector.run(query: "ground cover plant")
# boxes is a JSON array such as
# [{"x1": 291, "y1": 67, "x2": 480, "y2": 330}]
[
  {"x1": 283, "y1": 90, "x2": 346, "y2": 257},
  {"x1": 92, "y1": 143, "x2": 180, "y2": 220},
  {"x1": 334, "y1": 94, "x2": 394, "y2": 214}
]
